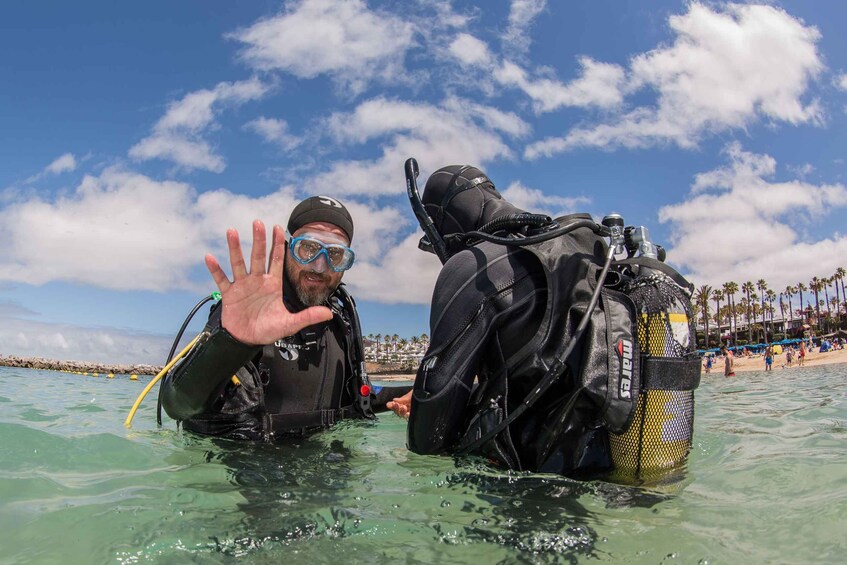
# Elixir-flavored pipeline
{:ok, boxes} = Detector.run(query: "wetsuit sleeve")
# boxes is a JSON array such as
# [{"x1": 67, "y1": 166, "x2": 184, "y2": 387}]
[
  {"x1": 160, "y1": 303, "x2": 261, "y2": 421},
  {"x1": 408, "y1": 244, "x2": 545, "y2": 454}
]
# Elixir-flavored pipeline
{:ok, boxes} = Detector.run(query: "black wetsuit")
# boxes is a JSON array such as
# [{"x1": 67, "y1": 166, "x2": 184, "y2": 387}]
[
  {"x1": 161, "y1": 276, "x2": 409, "y2": 440},
  {"x1": 408, "y1": 215, "x2": 637, "y2": 478}
]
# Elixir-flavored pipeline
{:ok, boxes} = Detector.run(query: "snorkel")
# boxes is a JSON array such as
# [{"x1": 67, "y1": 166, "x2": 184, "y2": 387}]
[{"x1": 405, "y1": 158, "x2": 451, "y2": 265}]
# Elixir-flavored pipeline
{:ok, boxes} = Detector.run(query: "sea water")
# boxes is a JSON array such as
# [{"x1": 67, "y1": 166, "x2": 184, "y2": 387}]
[{"x1": 0, "y1": 365, "x2": 844, "y2": 564}]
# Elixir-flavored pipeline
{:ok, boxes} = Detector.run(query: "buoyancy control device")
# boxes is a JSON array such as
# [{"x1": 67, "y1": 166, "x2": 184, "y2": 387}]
[{"x1": 405, "y1": 158, "x2": 700, "y2": 481}]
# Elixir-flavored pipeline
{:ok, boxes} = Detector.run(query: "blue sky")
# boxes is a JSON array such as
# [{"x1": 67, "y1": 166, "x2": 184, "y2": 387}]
[{"x1": 1, "y1": 0, "x2": 846, "y2": 364}]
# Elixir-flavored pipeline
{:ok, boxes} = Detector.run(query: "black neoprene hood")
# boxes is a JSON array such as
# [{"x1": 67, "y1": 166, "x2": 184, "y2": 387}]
[{"x1": 422, "y1": 165, "x2": 526, "y2": 236}]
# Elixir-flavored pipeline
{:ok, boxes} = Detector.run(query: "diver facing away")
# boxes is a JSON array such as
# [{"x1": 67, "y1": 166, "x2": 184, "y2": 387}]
[{"x1": 390, "y1": 162, "x2": 701, "y2": 481}]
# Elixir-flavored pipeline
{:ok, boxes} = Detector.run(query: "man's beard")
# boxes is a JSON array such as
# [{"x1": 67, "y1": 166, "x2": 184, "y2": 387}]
[{"x1": 293, "y1": 271, "x2": 336, "y2": 306}]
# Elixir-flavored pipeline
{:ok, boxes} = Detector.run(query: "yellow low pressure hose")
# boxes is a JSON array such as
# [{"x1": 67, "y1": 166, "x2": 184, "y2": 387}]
[{"x1": 124, "y1": 332, "x2": 203, "y2": 428}]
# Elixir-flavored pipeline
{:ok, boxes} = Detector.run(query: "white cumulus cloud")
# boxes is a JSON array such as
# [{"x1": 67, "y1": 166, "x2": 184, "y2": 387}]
[
  {"x1": 495, "y1": 57, "x2": 627, "y2": 113},
  {"x1": 230, "y1": 0, "x2": 415, "y2": 95},
  {"x1": 526, "y1": 2, "x2": 824, "y2": 158},
  {"x1": 129, "y1": 78, "x2": 269, "y2": 172},
  {"x1": 501, "y1": 181, "x2": 591, "y2": 218},
  {"x1": 659, "y1": 142, "x2": 847, "y2": 292},
  {"x1": 45, "y1": 153, "x2": 78, "y2": 175},
  {"x1": 244, "y1": 117, "x2": 303, "y2": 151},
  {"x1": 308, "y1": 96, "x2": 530, "y2": 197},
  {"x1": 0, "y1": 164, "x2": 438, "y2": 305},
  {"x1": 503, "y1": 0, "x2": 547, "y2": 56},
  {"x1": 0, "y1": 167, "x2": 207, "y2": 291},
  {"x1": 449, "y1": 33, "x2": 492, "y2": 67},
  {"x1": 24, "y1": 153, "x2": 78, "y2": 183}
]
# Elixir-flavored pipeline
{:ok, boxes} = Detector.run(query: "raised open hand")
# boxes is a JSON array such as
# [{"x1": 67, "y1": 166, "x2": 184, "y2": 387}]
[{"x1": 205, "y1": 220, "x2": 333, "y2": 346}]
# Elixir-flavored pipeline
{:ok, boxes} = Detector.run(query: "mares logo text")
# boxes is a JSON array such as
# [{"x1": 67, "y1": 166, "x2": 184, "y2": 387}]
[{"x1": 616, "y1": 338, "x2": 633, "y2": 399}]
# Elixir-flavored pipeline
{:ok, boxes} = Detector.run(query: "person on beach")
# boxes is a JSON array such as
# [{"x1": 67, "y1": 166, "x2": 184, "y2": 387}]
[
  {"x1": 704, "y1": 355, "x2": 713, "y2": 374},
  {"x1": 160, "y1": 196, "x2": 410, "y2": 440},
  {"x1": 798, "y1": 340, "x2": 806, "y2": 367},
  {"x1": 388, "y1": 164, "x2": 699, "y2": 478},
  {"x1": 764, "y1": 345, "x2": 773, "y2": 372},
  {"x1": 721, "y1": 345, "x2": 735, "y2": 376}
]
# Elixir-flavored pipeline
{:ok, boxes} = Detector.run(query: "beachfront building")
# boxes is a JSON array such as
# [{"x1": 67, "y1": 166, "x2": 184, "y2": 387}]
[
  {"x1": 364, "y1": 334, "x2": 428, "y2": 368},
  {"x1": 697, "y1": 312, "x2": 809, "y2": 347}
]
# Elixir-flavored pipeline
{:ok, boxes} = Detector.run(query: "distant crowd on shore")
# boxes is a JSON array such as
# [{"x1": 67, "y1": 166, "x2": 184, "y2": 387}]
[{"x1": 702, "y1": 337, "x2": 845, "y2": 376}]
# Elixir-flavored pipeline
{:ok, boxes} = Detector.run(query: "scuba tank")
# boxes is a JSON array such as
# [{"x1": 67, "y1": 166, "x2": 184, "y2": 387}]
[{"x1": 608, "y1": 226, "x2": 700, "y2": 482}]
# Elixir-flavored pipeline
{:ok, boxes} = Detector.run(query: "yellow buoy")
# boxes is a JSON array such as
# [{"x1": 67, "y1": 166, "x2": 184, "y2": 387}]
[
  {"x1": 107, "y1": 373, "x2": 115, "y2": 378},
  {"x1": 130, "y1": 374, "x2": 138, "y2": 381},
  {"x1": 92, "y1": 373, "x2": 99, "y2": 377}
]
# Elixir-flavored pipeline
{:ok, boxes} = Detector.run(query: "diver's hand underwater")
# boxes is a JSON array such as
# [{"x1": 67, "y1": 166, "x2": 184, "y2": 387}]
[{"x1": 386, "y1": 390, "x2": 413, "y2": 419}]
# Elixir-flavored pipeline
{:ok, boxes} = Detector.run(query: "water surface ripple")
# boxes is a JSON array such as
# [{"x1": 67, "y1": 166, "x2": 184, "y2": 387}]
[{"x1": 0, "y1": 365, "x2": 844, "y2": 563}]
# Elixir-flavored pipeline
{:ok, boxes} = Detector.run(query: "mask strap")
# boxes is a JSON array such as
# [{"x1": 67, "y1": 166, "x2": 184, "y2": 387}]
[{"x1": 440, "y1": 167, "x2": 490, "y2": 208}]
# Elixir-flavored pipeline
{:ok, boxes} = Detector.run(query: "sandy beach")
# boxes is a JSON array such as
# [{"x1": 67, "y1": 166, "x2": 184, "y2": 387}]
[
  {"x1": 376, "y1": 347, "x2": 847, "y2": 383},
  {"x1": 706, "y1": 346, "x2": 847, "y2": 375}
]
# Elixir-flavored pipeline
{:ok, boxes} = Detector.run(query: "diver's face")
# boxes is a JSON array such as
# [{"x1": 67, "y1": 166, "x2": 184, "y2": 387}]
[{"x1": 284, "y1": 222, "x2": 348, "y2": 306}]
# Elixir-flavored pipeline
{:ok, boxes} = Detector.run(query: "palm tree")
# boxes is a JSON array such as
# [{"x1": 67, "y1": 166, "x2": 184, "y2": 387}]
[
  {"x1": 694, "y1": 285, "x2": 712, "y2": 348},
  {"x1": 836, "y1": 267, "x2": 846, "y2": 318},
  {"x1": 810, "y1": 277, "x2": 822, "y2": 332},
  {"x1": 391, "y1": 333, "x2": 399, "y2": 353},
  {"x1": 834, "y1": 268, "x2": 845, "y2": 318},
  {"x1": 712, "y1": 289, "x2": 724, "y2": 343},
  {"x1": 375, "y1": 333, "x2": 382, "y2": 357},
  {"x1": 823, "y1": 277, "x2": 833, "y2": 332},
  {"x1": 719, "y1": 304, "x2": 732, "y2": 336},
  {"x1": 742, "y1": 281, "x2": 755, "y2": 342},
  {"x1": 784, "y1": 285, "x2": 796, "y2": 328},
  {"x1": 797, "y1": 282, "x2": 808, "y2": 323},
  {"x1": 765, "y1": 289, "x2": 777, "y2": 338},
  {"x1": 778, "y1": 292, "x2": 786, "y2": 333},
  {"x1": 751, "y1": 300, "x2": 762, "y2": 342},
  {"x1": 756, "y1": 279, "x2": 768, "y2": 339},
  {"x1": 724, "y1": 281, "x2": 739, "y2": 345}
]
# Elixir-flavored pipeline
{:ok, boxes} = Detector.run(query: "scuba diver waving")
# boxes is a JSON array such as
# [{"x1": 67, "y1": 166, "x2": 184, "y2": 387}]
[
  {"x1": 156, "y1": 196, "x2": 411, "y2": 440},
  {"x1": 392, "y1": 159, "x2": 701, "y2": 482}
]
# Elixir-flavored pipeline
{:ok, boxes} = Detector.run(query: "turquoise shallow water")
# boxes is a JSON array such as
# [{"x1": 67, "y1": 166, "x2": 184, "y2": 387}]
[{"x1": 0, "y1": 365, "x2": 845, "y2": 564}]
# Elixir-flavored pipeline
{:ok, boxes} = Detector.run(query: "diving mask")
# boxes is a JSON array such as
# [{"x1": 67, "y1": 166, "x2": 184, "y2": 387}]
[{"x1": 289, "y1": 235, "x2": 355, "y2": 272}]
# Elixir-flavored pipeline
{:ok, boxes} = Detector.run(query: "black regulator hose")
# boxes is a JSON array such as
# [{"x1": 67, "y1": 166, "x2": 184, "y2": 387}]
[
  {"x1": 156, "y1": 292, "x2": 220, "y2": 426},
  {"x1": 459, "y1": 217, "x2": 605, "y2": 248},
  {"x1": 476, "y1": 213, "x2": 553, "y2": 235}
]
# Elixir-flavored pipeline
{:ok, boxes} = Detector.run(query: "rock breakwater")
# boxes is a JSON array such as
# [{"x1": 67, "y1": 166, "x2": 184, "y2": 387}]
[{"x1": 0, "y1": 355, "x2": 162, "y2": 376}]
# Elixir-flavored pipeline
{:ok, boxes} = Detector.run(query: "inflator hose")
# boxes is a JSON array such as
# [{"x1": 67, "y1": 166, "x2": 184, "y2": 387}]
[{"x1": 124, "y1": 333, "x2": 203, "y2": 429}]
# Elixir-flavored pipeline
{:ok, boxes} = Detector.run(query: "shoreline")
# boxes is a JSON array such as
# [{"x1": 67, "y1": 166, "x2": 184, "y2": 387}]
[
  {"x1": 705, "y1": 346, "x2": 847, "y2": 375},
  {"x1": 3, "y1": 347, "x2": 844, "y2": 381},
  {"x1": 0, "y1": 355, "x2": 420, "y2": 379}
]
